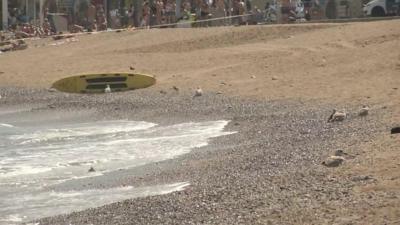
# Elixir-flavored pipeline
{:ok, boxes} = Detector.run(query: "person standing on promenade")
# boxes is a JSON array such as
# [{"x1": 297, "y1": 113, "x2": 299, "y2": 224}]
[{"x1": 87, "y1": 3, "x2": 97, "y2": 31}]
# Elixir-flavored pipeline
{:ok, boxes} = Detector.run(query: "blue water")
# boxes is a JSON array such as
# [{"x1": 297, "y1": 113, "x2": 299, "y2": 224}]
[{"x1": 0, "y1": 110, "x2": 234, "y2": 224}]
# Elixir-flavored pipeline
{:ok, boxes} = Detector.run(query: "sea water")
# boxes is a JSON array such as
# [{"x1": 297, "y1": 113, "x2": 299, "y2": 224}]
[{"x1": 0, "y1": 114, "x2": 233, "y2": 224}]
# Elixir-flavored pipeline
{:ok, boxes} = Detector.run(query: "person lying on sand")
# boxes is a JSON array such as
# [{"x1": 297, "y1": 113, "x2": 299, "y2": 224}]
[
  {"x1": 69, "y1": 24, "x2": 85, "y2": 33},
  {"x1": 52, "y1": 32, "x2": 75, "y2": 40},
  {"x1": 0, "y1": 40, "x2": 27, "y2": 52}
]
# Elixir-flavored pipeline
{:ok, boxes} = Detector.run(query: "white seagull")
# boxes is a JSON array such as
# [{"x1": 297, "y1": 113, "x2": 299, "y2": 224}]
[
  {"x1": 104, "y1": 84, "x2": 111, "y2": 93},
  {"x1": 328, "y1": 109, "x2": 347, "y2": 122},
  {"x1": 193, "y1": 87, "x2": 203, "y2": 98},
  {"x1": 358, "y1": 105, "x2": 369, "y2": 117}
]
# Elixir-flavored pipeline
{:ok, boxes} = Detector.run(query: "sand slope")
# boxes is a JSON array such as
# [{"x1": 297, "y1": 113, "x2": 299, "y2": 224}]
[{"x1": 0, "y1": 21, "x2": 399, "y2": 105}]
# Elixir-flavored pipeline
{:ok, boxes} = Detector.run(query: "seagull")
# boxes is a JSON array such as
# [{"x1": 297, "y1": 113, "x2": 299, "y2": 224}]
[
  {"x1": 334, "y1": 150, "x2": 347, "y2": 156},
  {"x1": 322, "y1": 156, "x2": 345, "y2": 167},
  {"x1": 328, "y1": 109, "x2": 347, "y2": 122},
  {"x1": 193, "y1": 87, "x2": 203, "y2": 98},
  {"x1": 129, "y1": 66, "x2": 135, "y2": 71},
  {"x1": 104, "y1": 84, "x2": 111, "y2": 93},
  {"x1": 173, "y1": 86, "x2": 179, "y2": 91},
  {"x1": 358, "y1": 105, "x2": 369, "y2": 117},
  {"x1": 88, "y1": 166, "x2": 96, "y2": 172}
]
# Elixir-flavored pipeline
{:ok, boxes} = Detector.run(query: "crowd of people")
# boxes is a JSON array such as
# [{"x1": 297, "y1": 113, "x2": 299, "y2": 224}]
[
  {"x1": 73, "y1": 0, "x2": 271, "y2": 29},
  {"x1": 138, "y1": 0, "x2": 261, "y2": 28},
  {"x1": 2, "y1": 0, "x2": 310, "y2": 42}
]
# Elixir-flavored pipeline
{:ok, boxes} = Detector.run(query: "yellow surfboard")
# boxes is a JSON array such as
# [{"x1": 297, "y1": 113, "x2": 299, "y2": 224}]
[{"x1": 52, "y1": 73, "x2": 156, "y2": 93}]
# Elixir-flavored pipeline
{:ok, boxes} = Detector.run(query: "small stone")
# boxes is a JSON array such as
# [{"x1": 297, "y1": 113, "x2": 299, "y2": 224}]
[
  {"x1": 160, "y1": 90, "x2": 167, "y2": 94},
  {"x1": 88, "y1": 166, "x2": 95, "y2": 172},
  {"x1": 322, "y1": 156, "x2": 345, "y2": 167},
  {"x1": 272, "y1": 76, "x2": 278, "y2": 80},
  {"x1": 251, "y1": 75, "x2": 256, "y2": 79},
  {"x1": 47, "y1": 88, "x2": 57, "y2": 92}
]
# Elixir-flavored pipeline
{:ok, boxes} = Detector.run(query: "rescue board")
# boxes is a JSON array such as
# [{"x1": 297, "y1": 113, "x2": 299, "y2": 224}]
[{"x1": 52, "y1": 73, "x2": 156, "y2": 93}]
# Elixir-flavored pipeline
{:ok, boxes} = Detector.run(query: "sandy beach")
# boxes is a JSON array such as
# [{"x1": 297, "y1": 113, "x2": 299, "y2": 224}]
[{"x1": 0, "y1": 19, "x2": 399, "y2": 224}]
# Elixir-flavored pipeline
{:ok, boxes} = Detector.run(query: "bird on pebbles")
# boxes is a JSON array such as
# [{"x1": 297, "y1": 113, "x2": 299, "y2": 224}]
[
  {"x1": 173, "y1": 86, "x2": 179, "y2": 91},
  {"x1": 322, "y1": 156, "x2": 345, "y2": 167},
  {"x1": 358, "y1": 105, "x2": 369, "y2": 117},
  {"x1": 193, "y1": 87, "x2": 203, "y2": 98},
  {"x1": 328, "y1": 109, "x2": 347, "y2": 122},
  {"x1": 334, "y1": 150, "x2": 347, "y2": 156}
]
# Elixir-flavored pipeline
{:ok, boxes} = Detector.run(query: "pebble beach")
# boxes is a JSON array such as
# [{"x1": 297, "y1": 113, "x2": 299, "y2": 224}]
[{"x1": 0, "y1": 86, "x2": 393, "y2": 225}]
